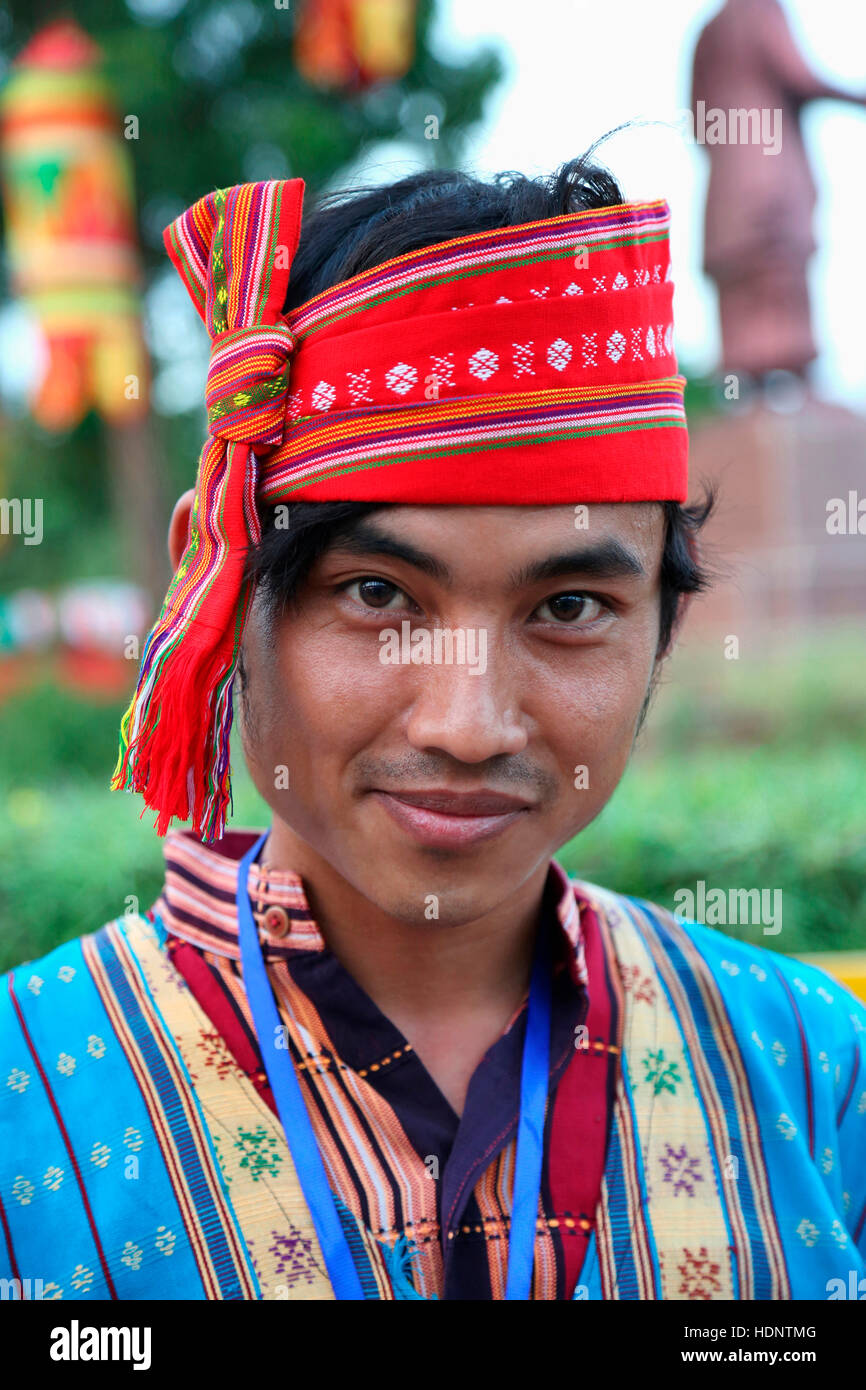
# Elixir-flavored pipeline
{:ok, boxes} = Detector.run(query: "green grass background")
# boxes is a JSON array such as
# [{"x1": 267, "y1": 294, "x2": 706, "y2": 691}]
[{"x1": 1, "y1": 624, "x2": 863, "y2": 973}]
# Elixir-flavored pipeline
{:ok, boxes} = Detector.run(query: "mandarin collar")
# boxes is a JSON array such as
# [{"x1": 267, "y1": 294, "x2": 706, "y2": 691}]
[{"x1": 152, "y1": 825, "x2": 588, "y2": 986}]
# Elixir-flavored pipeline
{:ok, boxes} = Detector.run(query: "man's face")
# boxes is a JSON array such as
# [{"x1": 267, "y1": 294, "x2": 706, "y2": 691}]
[{"x1": 240, "y1": 503, "x2": 668, "y2": 928}]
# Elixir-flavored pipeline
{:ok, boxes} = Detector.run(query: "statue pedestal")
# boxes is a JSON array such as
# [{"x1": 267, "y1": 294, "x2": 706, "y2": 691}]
[{"x1": 684, "y1": 398, "x2": 866, "y2": 639}]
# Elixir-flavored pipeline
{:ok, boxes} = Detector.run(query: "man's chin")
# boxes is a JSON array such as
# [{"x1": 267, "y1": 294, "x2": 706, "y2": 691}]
[
  {"x1": 342, "y1": 849, "x2": 545, "y2": 930},
  {"x1": 355, "y1": 883, "x2": 514, "y2": 931}
]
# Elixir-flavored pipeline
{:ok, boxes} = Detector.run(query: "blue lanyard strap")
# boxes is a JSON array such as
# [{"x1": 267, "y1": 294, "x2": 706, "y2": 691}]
[
  {"x1": 505, "y1": 917, "x2": 552, "y2": 1300},
  {"x1": 237, "y1": 832, "x2": 364, "y2": 1300},
  {"x1": 236, "y1": 830, "x2": 552, "y2": 1301}
]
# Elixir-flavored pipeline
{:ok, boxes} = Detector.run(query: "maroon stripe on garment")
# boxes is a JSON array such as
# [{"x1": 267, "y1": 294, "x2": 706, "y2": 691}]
[
  {"x1": 773, "y1": 967, "x2": 815, "y2": 1160},
  {"x1": 837, "y1": 1036, "x2": 861, "y2": 1128},
  {"x1": 6, "y1": 973, "x2": 118, "y2": 1299},
  {"x1": 547, "y1": 897, "x2": 616, "y2": 1297},
  {"x1": 165, "y1": 938, "x2": 275, "y2": 1112},
  {"x1": 0, "y1": 1186, "x2": 20, "y2": 1286}
]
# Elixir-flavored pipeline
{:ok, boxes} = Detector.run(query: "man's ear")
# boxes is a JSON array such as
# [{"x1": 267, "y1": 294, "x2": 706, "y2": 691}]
[{"x1": 168, "y1": 488, "x2": 196, "y2": 570}]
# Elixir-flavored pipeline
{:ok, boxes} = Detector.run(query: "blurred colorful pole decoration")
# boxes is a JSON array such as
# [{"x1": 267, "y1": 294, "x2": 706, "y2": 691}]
[
  {"x1": 0, "y1": 19, "x2": 167, "y2": 607},
  {"x1": 294, "y1": 0, "x2": 417, "y2": 90},
  {"x1": 0, "y1": 19, "x2": 148, "y2": 430}
]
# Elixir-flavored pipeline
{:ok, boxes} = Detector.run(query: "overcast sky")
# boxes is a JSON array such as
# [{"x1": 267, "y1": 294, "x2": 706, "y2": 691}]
[{"x1": 357, "y1": 0, "x2": 866, "y2": 409}]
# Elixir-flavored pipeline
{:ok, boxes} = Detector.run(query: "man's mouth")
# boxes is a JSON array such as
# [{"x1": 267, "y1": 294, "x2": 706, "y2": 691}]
[{"x1": 369, "y1": 787, "x2": 534, "y2": 849}]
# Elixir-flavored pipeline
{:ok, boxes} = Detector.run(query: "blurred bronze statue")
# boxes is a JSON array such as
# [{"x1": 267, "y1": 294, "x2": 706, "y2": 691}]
[{"x1": 691, "y1": 0, "x2": 866, "y2": 384}]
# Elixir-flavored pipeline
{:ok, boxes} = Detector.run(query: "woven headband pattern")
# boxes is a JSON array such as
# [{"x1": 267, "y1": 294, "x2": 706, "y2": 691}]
[{"x1": 112, "y1": 178, "x2": 688, "y2": 843}]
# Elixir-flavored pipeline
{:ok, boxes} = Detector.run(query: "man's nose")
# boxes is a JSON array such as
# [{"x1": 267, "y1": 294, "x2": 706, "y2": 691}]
[{"x1": 404, "y1": 641, "x2": 529, "y2": 763}]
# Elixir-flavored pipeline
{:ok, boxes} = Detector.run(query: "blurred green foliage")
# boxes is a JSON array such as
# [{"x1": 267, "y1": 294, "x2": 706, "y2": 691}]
[
  {"x1": 681, "y1": 369, "x2": 719, "y2": 423},
  {"x1": 1, "y1": 627, "x2": 863, "y2": 972}
]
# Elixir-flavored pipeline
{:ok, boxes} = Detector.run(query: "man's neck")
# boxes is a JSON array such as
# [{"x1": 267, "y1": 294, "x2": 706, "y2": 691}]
[{"x1": 260, "y1": 820, "x2": 551, "y2": 1115}]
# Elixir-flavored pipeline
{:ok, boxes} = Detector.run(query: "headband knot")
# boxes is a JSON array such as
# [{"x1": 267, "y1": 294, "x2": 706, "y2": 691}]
[
  {"x1": 111, "y1": 179, "x2": 305, "y2": 842},
  {"x1": 206, "y1": 322, "x2": 297, "y2": 452}
]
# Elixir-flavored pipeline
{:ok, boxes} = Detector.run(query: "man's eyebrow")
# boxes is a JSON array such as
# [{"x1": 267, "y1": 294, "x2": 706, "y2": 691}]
[
  {"x1": 326, "y1": 522, "x2": 451, "y2": 582},
  {"x1": 325, "y1": 523, "x2": 646, "y2": 588},
  {"x1": 509, "y1": 540, "x2": 647, "y2": 589}
]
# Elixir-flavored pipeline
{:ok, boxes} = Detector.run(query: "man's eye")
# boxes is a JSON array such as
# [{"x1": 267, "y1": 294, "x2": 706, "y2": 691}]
[
  {"x1": 534, "y1": 592, "x2": 606, "y2": 625},
  {"x1": 343, "y1": 577, "x2": 409, "y2": 610}
]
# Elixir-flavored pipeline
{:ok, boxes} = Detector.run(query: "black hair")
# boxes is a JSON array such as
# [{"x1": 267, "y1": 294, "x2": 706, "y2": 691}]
[
  {"x1": 281, "y1": 156, "x2": 627, "y2": 314},
  {"x1": 243, "y1": 150, "x2": 714, "y2": 663}
]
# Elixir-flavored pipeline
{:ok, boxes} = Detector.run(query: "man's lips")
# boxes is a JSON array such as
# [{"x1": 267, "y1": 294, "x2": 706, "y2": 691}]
[
  {"x1": 369, "y1": 787, "x2": 534, "y2": 848},
  {"x1": 374, "y1": 788, "x2": 533, "y2": 815}
]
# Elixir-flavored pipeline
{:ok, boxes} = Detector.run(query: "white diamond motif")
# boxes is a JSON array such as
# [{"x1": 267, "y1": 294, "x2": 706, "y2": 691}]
[
  {"x1": 467, "y1": 348, "x2": 499, "y2": 382},
  {"x1": 606, "y1": 331, "x2": 626, "y2": 363},
  {"x1": 385, "y1": 362, "x2": 418, "y2": 396},
  {"x1": 547, "y1": 338, "x2": 572, "y2": 372},
  {"x1": 311, "y1": 380, "x2": 335, "y2": 411}
]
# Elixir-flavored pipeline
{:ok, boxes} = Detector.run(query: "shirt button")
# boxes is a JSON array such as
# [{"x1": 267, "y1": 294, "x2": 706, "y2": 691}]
[{"x1": 262, "y1": 906, "x2": 290, "y2": 938}]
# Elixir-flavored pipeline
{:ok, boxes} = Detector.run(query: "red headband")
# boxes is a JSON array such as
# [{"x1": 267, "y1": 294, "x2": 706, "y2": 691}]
[{"x1": 113, "y1": 179, "x2": 688, "y2": 842}]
